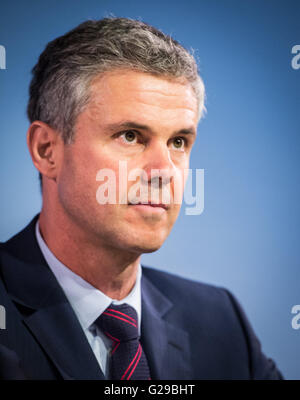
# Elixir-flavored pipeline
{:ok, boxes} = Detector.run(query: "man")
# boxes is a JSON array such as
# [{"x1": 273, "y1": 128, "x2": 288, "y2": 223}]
[{"x1": 0, "y1": 17, "x2": 282, "y2": 380}]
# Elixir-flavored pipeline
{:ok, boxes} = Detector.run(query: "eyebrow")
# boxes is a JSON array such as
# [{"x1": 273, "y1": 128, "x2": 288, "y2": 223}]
[{"x1": 104, "y1": 121, "x2": 196, "y2": 137}]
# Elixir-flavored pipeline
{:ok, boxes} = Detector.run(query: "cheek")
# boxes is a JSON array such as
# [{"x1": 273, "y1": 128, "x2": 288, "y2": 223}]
[
  {"x1": 58, "y1": 147, "x2": 102, "y2": 208},
  {"x1": 171, "y1": 165, "x2": 188, "y2": 201},
  {"x1": 70, "y1": 143, "x2": 119, "y2": 185}
]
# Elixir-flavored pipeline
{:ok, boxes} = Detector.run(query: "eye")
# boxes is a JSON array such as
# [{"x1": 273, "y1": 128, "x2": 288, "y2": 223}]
[
  {"x1": 171, "y1": 137, "x2": 186, "y2": 150},
  {"x1": 121, "y1": 130, "x2": 138, "y2": 144}
]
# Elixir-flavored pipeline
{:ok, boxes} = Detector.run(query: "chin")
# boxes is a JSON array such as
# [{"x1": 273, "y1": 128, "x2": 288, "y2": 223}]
[
  {"x1": 135, "y1": 243, "x2": 163, "y2": 254},
  {"x1": 105, "y1": 223, "x2": 171, "y2": 254},
  {"x1": 121, "y1": 233, "x2": 166, "y2": 254}
]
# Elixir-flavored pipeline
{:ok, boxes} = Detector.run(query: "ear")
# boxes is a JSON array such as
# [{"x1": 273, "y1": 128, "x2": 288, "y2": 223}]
[{"x1": 26, "y1": 121, "x2": 63, "y2": 181}]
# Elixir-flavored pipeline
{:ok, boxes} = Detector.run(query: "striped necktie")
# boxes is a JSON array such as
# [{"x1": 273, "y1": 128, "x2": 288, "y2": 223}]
[{"x1": 96, "y1": 303, "x2": 151, "y2": 380}]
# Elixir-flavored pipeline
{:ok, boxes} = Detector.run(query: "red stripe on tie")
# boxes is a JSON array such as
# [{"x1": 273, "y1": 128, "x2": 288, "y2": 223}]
[
  {"x1": 106, "y1": 308, "x2": 137, "y2": 323},
  {"x1": 111, "y1": 342, "x2": 120, "y2": 354},
  {"x1": 103, "y1": 312, "x2": 137, "y2": 328},
  {"x1": 104, "y1": 331, "x2": 120, "y2": 354},
  {"x1": 121, "y1": 345, "x2": 140, "y2": 380},
  {"x1": 104, "y1": 331, "x2": 120, "y2": 343},
  {"x1": 127, "y1": 345, "x2": 142, "y2": 380}
]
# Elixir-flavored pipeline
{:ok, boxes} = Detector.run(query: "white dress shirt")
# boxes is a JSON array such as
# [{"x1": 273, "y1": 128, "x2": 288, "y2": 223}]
[{"x1": 35, "y1": 220, "x2": 142, "y2": 377}]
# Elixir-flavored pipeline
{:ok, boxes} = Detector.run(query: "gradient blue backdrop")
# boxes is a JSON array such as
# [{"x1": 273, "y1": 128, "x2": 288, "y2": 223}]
[{"x1": 0, "y1": 0, "x2": 299, "y2": 379}]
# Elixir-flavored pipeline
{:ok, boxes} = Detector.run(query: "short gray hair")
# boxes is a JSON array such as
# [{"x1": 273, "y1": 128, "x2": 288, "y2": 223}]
[{"x1": 27, "y1": 18, "x2": 205, "y2": 186}]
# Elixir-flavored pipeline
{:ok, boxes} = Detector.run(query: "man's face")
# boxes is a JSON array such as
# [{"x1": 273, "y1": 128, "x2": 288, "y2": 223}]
[{"x1": 57, "y1": 70, "x2": 198, "y2": 253}]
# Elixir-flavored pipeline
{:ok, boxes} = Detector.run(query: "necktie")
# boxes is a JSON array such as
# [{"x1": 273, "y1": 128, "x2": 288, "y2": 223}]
[{"x1": 96, "y1": 303, "x2": 151, "y2": 380}]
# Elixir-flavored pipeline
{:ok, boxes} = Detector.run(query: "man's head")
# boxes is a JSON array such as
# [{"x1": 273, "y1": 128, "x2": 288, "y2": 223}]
[{"x1": 26, "y1": 17, "x2": 205, "y2": 254}]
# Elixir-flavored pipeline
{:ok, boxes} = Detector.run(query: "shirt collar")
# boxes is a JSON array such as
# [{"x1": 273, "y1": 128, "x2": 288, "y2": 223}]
[{"x1": 35, "y1": 220, "x2": 142, "y2": 333}]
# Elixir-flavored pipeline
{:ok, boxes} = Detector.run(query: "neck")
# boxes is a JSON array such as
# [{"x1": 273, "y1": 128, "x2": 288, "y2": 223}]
[{"x1": 38, "y1": 208, "x2": 141, "y2": 300}]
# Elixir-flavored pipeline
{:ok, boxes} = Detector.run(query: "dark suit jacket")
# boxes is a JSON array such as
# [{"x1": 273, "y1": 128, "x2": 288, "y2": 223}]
[{"x1": 0, "y1": 215, "x2": 282, "y2": 380}]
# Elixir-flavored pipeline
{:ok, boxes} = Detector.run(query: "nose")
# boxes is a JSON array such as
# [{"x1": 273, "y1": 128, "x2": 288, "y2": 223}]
[{"x1": 141, "y1": 140, "x2": 176, "y2": 184}]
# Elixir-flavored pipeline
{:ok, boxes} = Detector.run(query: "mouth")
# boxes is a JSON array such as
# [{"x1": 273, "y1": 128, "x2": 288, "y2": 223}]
[{"x1": 128, "y1": 202, "x2": 169, "y2": 211}]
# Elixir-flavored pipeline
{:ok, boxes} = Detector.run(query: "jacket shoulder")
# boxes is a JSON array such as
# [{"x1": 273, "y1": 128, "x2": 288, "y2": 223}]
[
  {"x1": 142, "y1": 264, "x2": 229, "y2": 306},
  {"x1": 142, "y1": 265, "x2": 283, "y2": 380}
]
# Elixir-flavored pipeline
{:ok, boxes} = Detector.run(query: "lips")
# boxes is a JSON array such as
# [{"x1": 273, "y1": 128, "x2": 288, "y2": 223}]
[{"x1": 129, "y1": 202, "x2": 169, "y2": 210}]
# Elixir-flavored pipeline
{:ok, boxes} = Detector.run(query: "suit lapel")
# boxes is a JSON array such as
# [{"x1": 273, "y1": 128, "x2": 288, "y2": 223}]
[
  {"x1": 141, "y1": 271, "x2": 192, "y2": 380},
  {"x1": 1, "y1": 215, "x2": 104, "y2": 380},
  {"x1": 22, "y1": 299, "x2": 104, "y2": 380}
]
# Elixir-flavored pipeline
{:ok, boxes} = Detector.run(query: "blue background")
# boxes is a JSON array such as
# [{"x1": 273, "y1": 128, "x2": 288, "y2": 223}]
[{"x1": 0, "y1": 0, "x2": 299, "y2": 379}]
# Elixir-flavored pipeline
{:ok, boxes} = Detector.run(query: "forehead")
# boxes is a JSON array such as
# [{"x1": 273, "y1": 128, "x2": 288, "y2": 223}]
[{"x1": 86, "y1": 70, "x2": 198, "y2": 126}]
